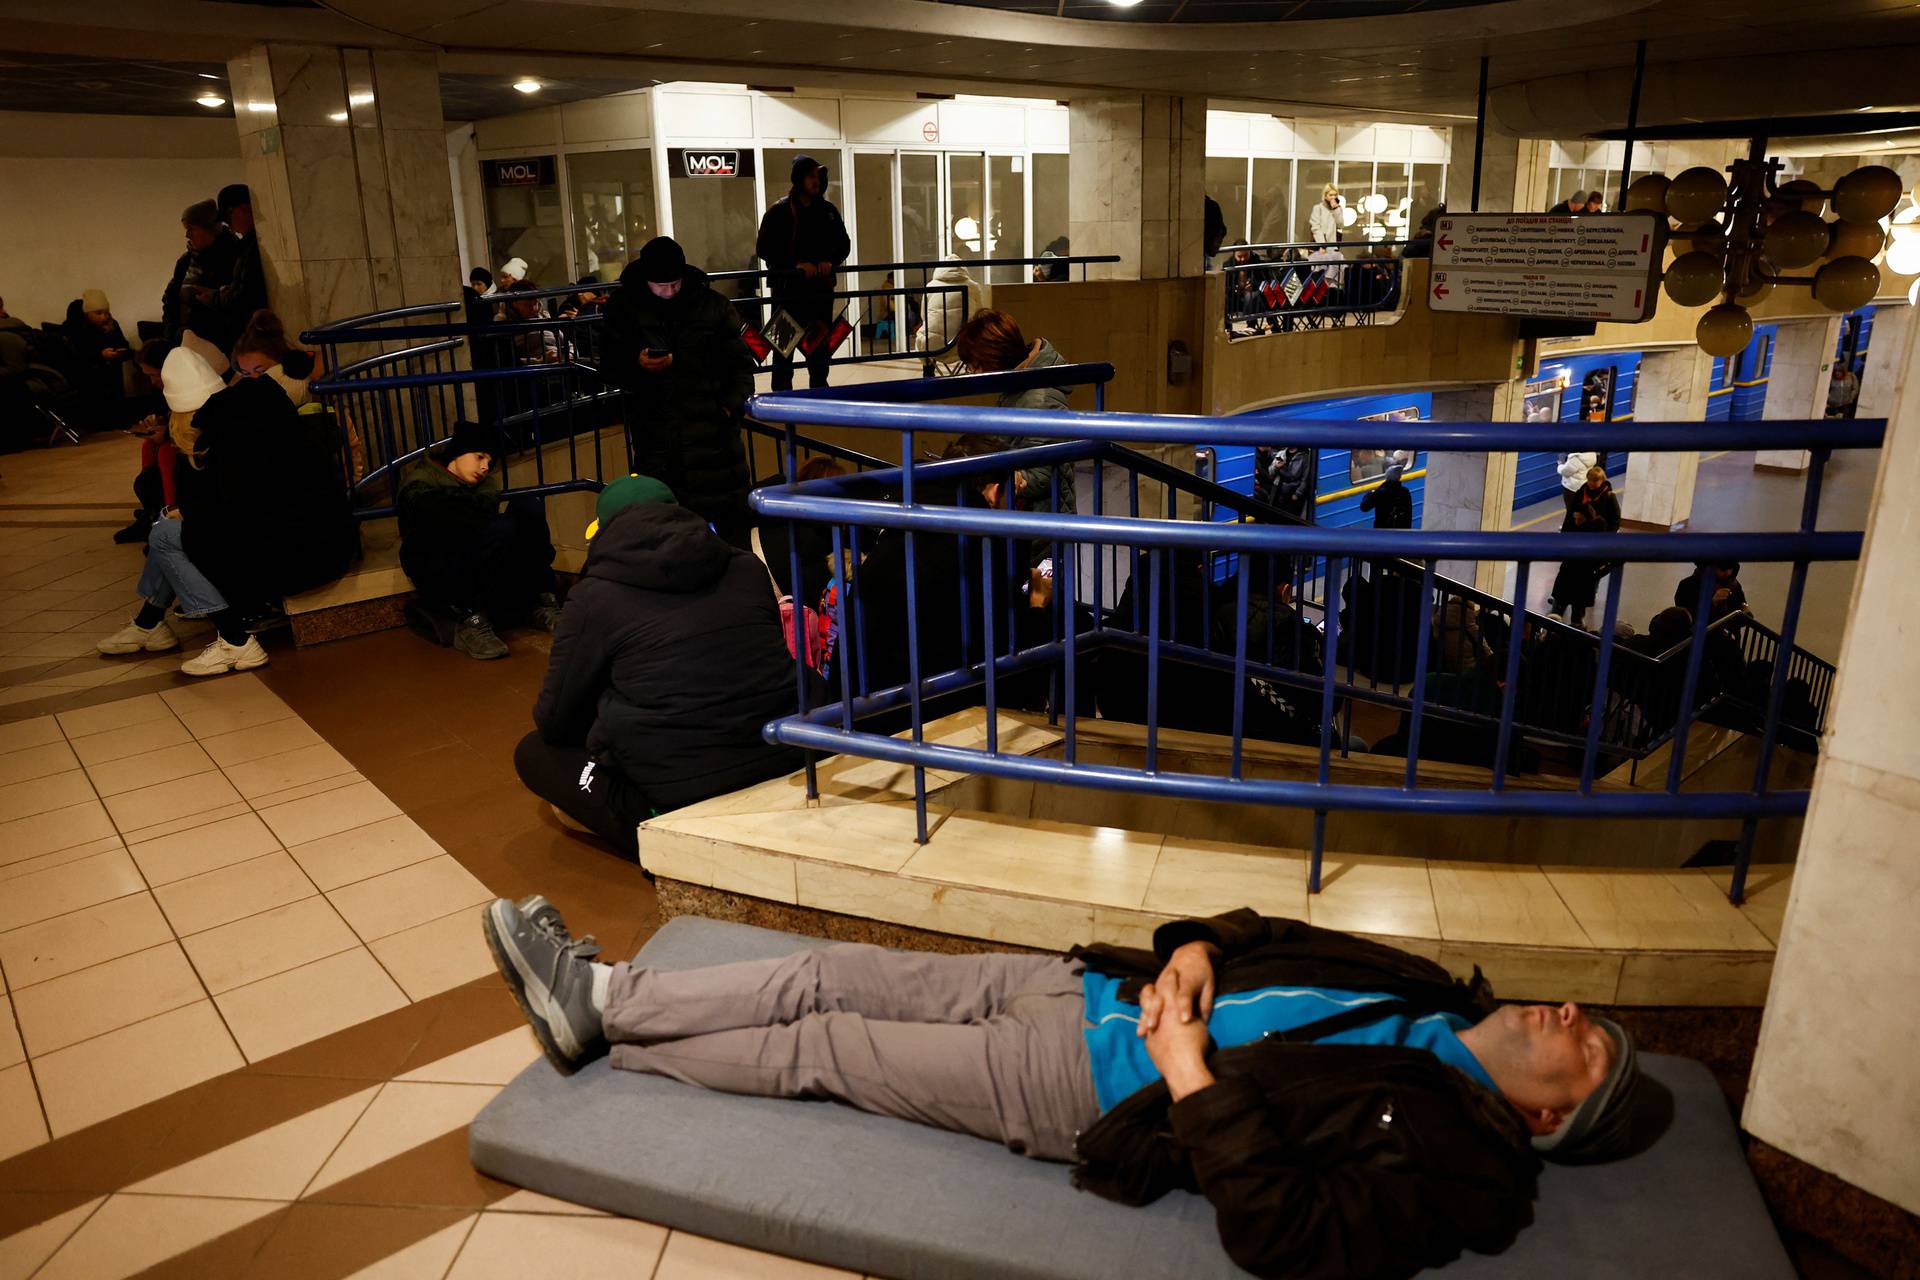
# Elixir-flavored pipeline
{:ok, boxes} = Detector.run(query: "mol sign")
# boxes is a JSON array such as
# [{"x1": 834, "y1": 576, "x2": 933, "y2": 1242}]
[{"x1": 1429, "y1": 212, "x2": 1665, "y2": 322}]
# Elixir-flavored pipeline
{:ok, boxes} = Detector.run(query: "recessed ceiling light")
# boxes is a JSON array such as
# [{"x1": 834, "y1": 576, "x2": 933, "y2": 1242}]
[
  {"x1": 329, "y1": 111, "x2": 348, "y2": 121},
  {"x1": 1107, "y1": 0, "x2": 1144, "y2": 8},
  {"x1": 513, "y1": 79, "x2": 542, "y2": 94},
  {"x1": 198, "y1": 72, "x2": 220, "y2": 81},
  {"x1": 196, "y1": 94, "x2": 226, "y2": 108}
]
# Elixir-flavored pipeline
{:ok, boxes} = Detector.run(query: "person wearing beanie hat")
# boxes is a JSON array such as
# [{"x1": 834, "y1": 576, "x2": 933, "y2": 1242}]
[
  {"x1": 512, "y1": 470, "x2": 801, "y2": 858},
  {"x1": 163, "y1": 197, "x2": 244, "y2": 349},
  {"x1": 755, "y1": 152, "x2": 850, "y2": 391},
  {"x1": 498, "y1": 257, "x2": 528, "y2": 290},
  {"x1": 396, "y1": 419, "x2": 560, "y2": 660},
  {"x1": 61, "y1": 288, "x2": 135, "y2": 429},
  {"x1": 602, "y1": 237, "x2": 756, "y2": 546}
]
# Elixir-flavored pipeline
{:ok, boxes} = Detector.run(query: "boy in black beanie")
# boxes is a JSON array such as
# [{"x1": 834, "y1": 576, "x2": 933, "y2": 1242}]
[{"x1": 397, "y1": 420, "x2": 561, "y2": 659}]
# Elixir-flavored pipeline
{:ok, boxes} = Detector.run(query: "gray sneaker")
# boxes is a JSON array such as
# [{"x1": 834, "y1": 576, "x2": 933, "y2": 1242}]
[
  {"x1": 454, "y1": 613, "x2": 509, "y2": 660},
  {"x1": 529, "y1": 592, "x2": 563, "y2": 633},
  {"x1": 481, "y1": 897, "x2": 605, "y2": 1072}
]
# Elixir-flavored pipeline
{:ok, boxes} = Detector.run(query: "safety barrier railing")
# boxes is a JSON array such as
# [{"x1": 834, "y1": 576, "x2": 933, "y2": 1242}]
[
  {"x1": 1219, "y1": 239, "x2": 1414, "y2": 334},
  {"x1": 748, "y1": 389, "x2": 1879, "y2": 905}
]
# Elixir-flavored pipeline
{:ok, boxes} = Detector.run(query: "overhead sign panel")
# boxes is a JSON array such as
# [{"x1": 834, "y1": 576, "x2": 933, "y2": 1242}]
[
  {"x1": 1429, "y1": 213, "x2": 1665, "y2": 322},
  {"x1": 668, "y1": 148, "x2": 755, "y2": 179}
]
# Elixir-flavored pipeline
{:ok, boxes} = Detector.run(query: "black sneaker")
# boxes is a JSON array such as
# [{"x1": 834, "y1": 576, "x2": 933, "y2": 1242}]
[
  {"x1": 529, "y1": 592, "x2": 563, "y2": 633},
  {"x1": 454, "y1": 613, "x2": 508, "y2": 660},
  {"x1": 112, "y1": 512, "x2": 153, "y2": 544},
  {"x1": 480, "y1": 897, "x2": 606, "y2": 1072}
]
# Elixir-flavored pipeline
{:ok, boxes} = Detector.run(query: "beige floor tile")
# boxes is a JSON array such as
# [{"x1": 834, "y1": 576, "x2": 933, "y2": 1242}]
[
  {"x1": 1306, "y1": 854, "x2": 1442, "y2": 940},
  {"x1": 487, "y1": 1189, "x2": 607, "y2": 1215},
  {"x1": 0, "y1": 848, "x2": 145, "y2": 934},
  {"x1": 9, "y1": 634, "x2": 100, "y2": 661},
  {"x1": 154, "y1": 850, "x2": 317, "y2": 936},
  {"x1": 102, "y1": 769, "x2": 242, "y2": 839},
  {"x1": 222, "y1": 743, "x2": 356, "y2": 801},
  {"x1": 54, "y1": 693, "x2": 172, "y2": 739},
  {"x1": 0, "y1": 836, "x2": 123, "y2": 887},
  {"x1": 327, "y1": 856, "x2": 491, "y2": 943},
  {"x1": 12, "y1": 942, "x2": 206, "y2": 1057},
  {"x1": 0, "y1": 1194, "x2": 105, "y2": 1280},
  {"x1": 1542, "y1": 867, "x2": 1776, "y2": 951},
  {"x1": 0, "y1": 891, "x2": 173, "y2": 989},
  {"x1": 128, "y1": 1084, "x2": 381, "y2": 1201},
  {"x1": 0, "y1": 770, "x2": 95, "y2": 825},
  {"x1": 66, "y1": 714, "x2": 193, "y2": 767},
  {"x1": 1706, "y1": 865, "x2": 1794, "y2": 945},
  {"x1": 215, "y1": 948, "x2": 409, "y2": 1062},
  {"x1": 118, "y1": 801, "x2": 253, "y2": 848},
  {"x1": 0, "y1": 1064, "x2": 47, "y2": 1161},
  {"x1": 396, "y1": 1027, "x2": 542, "y2": 1086},
  {"x1": 897, "y1": 812, "x2": 1163, "y2": 910},
  {"x1": 0, "y1": 739, "x2": 79, "y2": 787},
  {"x1": 85, "y1": 741, "x2": 217, "y2": 798},
  {"x1": 0, "y1": 802, "x2": 117, "y2": 872},
  {"x1": 305, "y1": 1081, "x2": 502, "y2": 1196},
  {"x1": 245, "y1": 771, "x2": 365, "y2": 811},
  {"x1": 259, "y1": 780, "x2": 401, "y2": 847},
  {"x1": 653, "y1": 1230, "x2": 859, "y2": 1279},
  {"x1": 0, "y1": 999, "x2": 19, "y2": 1069},
  {"x1": 287, "y1": 815, "x2": 444, "y2": 892},
  {"x1": 1429, "y1": 862, "x2": 1593, "y2": 948},
  {"x1": 196, "y1": 716, "x2": 325, "y2": 769},
  {"x1": 128, "y1": 811, "x2": 283, "y2": 887},
  {"x1": 1142, "y1": 837, "x2": 1310, "y2": 921},
  {"x1": 182, "y1": 896, "x2": 361, "y2": 995},
  {"x1": 162, "y1": 682, "x2": 295, "y2": 738},
  {"x1": 12, "y1": 609, "x2": 99, "y2": 633},
  {"x1": 33, "y1": 1000, "x2": 243, "y2": 1136},
  {"x1": 446, "y1": 1210, "x2": 667, "y2": 1279},
  {"x1": 32, "y1": 1192, "x2": 283, "y2": 1280},
  {"x1": 367, "y1": 909, "x2": 497, "y2": 1001},
  {"x1": 0, "y1": 715, "x2": 60, "y2": 754}
]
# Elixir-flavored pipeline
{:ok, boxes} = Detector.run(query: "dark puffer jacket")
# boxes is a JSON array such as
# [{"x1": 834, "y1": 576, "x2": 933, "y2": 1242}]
[
  {"x1": 1069, "y1": 910, "x2": 1539, "y2": 1280},
  {"x1": 602, "y1": 265, "x2": 756, "y2": 528},
  {"x1": 531, "y1": 501, "x2": 801, "y2": 811},
  {"x1": 172, "y1": 378, "x2": 357, "y2": 607},
  {"x1": 755, "y1": 162, "x2": 851, "y2": 322},
  {"x1": 162, "y1": 229, "x2": 243, "y2": 348}
]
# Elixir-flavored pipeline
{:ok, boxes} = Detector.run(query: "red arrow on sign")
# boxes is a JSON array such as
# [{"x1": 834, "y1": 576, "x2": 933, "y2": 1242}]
[
  {"x1": 1639, "y1": 234, "x2": 1649, "y2": 252},
  {"x1": 1633, "y1": 288, "x2": 1642, "y2": 308},
  {"x1": 1437, "y1": 235, "x2": 1453, "y2": 250},
  {"x1": 1433, "y1": 283, "x2": 1450, "y2": 298}
]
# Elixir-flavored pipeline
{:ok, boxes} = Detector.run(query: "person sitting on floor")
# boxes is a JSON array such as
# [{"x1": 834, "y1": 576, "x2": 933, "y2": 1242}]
[
  {"x1": 397, "y1": 419, "x2": 560, "y2": 660},
  {"x1": 230, "y1": 309, "x2": 319, "y2": 408},
  {"x1": 481, "y1": 899, "x2": 1647, "y2": 1280},
  {"x1": 62, "y1": 288, "x2": 136, "y2": 426},
  {"x1": 111, "y1": 339, "x2": 179, "y2": 544},
  {"x1": 512, "y1": 475, "x2": 803, "y2": 861}
]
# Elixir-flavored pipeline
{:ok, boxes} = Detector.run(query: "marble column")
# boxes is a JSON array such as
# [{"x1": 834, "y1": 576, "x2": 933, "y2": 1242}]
[
  {"x1": 1856, "y1": 302, "x2": 1911, "y2": 422},
  {"x1": 1755, "y1": 315, "x2": 1843, "y2": 473},
  {"x1": 1424, "y1": 384, "x2": 1520, "y2": 594},
  {"x1": 225, "y1": 44, "x2": 461, "y2": 340},
  {"x1": 1743, "y1": 293, "x2": 1920, "y2": 1218},
  {"x1": 1620, "y1": 347, "x2": 1712, "y2": 529},
  {"x1": 1067, "y1": 95, "x2": 1205, "y2": 281}
]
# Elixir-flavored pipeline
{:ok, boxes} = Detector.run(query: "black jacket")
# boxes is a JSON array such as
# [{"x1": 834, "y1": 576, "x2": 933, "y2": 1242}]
[
  {"x1": 174, "y1": 379, "x2": 357, "y2": 605},
  {"x1": 756, "y1": 189, "x2": 851, "y2": 316},
  {"x1": 1358, "y1": 475, "x2": 1412, "y2": 529},
  {"x1": 532, "y1": 502, "x2": 801, "y2": 810},
  {"x1": 218, "y1": 233, "x2": 270, "y2": 337},
  {"x1": 602, "y1": 265, "x2": 756, "y2": 526},
  {"x1": 1255, "y1": 447, "x2": 1314, "y2": 521},
  {"x1": 163, "y1": 229, "x2": 244, "y2": 349},
  {"x1": 1673, "y1": 566, "x2": 1746, "y2": 621},
  {"x1": 1069, "y1": 910, "x2": 1538, "y2": 1280}
]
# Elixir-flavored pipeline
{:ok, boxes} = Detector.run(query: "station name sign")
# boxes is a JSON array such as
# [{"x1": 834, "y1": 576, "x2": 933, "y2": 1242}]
[
  {"x1": 669, "y1": 148, "x2": 755, "y2": 179},
  {"x1": 1429, "y1": 213, "x2": 1666, "y2": 322},
  {"x1": 486, "y1": 156, "x2": 555, "y2": 187}
]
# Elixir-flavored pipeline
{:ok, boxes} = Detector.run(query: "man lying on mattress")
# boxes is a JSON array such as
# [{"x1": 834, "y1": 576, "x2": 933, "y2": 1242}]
[{"x1": 481, "y1": 897, "x2": 1643, "y2": 1280}]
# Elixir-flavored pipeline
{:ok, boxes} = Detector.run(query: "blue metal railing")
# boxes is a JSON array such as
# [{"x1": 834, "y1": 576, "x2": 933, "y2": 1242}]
[
  {"x1": 1219, "y1": 239, "x2": 1414, "y2": 334},
  {"x1": 749, "y1": 381, "x2": 1877, "y2": 904}
]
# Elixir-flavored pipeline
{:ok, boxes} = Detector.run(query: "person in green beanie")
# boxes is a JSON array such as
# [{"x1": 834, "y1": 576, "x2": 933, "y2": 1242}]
[
  {"x1": 397, "y1": 420, "x2": 560, "y2": 659},
  {"x1": 514, "y1": 473, "x2": 802, "y2": 858}
]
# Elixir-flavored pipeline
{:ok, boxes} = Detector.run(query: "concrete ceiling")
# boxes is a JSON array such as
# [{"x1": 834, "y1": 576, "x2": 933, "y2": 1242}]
[{"x1": 2, "y1": 0, "x2": 1917, "y2": 138}]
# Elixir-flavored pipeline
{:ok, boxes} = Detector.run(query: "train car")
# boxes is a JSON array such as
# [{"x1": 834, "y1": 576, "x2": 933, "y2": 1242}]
[
  {"x1": 1511, "y1": 351, "x2": 1637, "y2": 512},
  {"x1": 1209, "y1": 390, "x2": 1435, "y2": 529}
]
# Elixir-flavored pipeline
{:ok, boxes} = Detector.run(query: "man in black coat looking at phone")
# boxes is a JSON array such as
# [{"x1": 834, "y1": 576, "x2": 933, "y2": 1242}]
[{"x1": 603, "y1": 236, "x2": 758, "y2": 548}]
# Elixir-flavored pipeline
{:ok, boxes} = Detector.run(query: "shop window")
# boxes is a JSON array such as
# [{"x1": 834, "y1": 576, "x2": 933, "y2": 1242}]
[
  {"x1": 483, "y1": 154, "x2": 567, "y2": 289},
  {"x1": 1250, "y1": 158, "x2": 1292, "y2": 248},
  {"x1": 668, "y1": 147, "x2": 761, "y2": 297},
  {"x1": 566, "y1": 148, "x2": 656, "y2": 285},
  {"x1": 947, "y1": 154, "x2": 985, "y2": 263},
  {"x1": 762, "y1": 147, "x2": 845, "y2": 212},
  {"x1": 1206, "y1": 156, "x2": 1249, "y2": 246},
  {"x1": 901, "y1": 153, "x2": 941, "y2": 263},
  {"x1": 1295, "y1": 159, "x2": 1336, "y2": 243},
  {"x1": 853, "y1": 152, "x2": 900, "y2": 353},
  {"x1": 1408, "y1": 163, "x2": 1445, "y2": 229},
  {"x1": 988, "y1": 154, "x2": 1028, "y2": 284},
  {"x1": 1031, "y1": 152, "x2": 1071, "y2": 278}
]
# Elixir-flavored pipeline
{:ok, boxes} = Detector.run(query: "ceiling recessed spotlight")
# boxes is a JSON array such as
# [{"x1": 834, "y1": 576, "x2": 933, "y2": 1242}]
[
  {"x1": 196, "y1": 94, "x2": 226, "y2": 108},
  {"x1": 1107, "y1": 0, "x2": 1145, "y2": 8},
  {"x1": 513, "y1": 78, "x2": 542, "y2": 94},
  {"x1": 198, "y1": 72, "x2": 220, "y2": 81}
]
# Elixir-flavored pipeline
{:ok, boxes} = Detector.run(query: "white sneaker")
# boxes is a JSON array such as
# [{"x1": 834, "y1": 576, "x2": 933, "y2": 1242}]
[
  {"x1": 180, "y1": 635, "x2": 269, "y2": 677},
  {"x1": 97, "y1": 619, "x2": 180, "y2": 655}
]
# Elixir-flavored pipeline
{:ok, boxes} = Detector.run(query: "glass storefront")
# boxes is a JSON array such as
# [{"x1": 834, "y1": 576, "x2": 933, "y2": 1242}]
[
  {"x1": 1032, "y1": 152, "x2": 1070, "y2": 270},
  {"x1": 988, "y1": 154, "x2": 1028, "y2": 284},
  {"x1": 1250, "y1": 158, "x2": 1292, "y2": 247},
  {"x1": 1206, "y1": 156, "x2": 1250, "y2": 244},
  {"x1": 666, "y1": 148, "x2": 762, "y2": 295},
  {"x1": 483, "y1": 154, "x2": 568, "y2": 288},
  {"x1": 1295, "y1": 159, "x2": 1336, "y2": 242},
  {"x1": 566, "y1": 148, "x2": 655, "y2": 284}
]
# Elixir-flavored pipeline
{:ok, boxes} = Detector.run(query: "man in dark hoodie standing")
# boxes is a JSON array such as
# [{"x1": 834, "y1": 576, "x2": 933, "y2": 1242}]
[
  {"x1": 214, "y1": 185, "x2": 270, "y2": 345},
  {"x1": 163, "y1": 199, "x2": 244, "y2": 352},
  {"x1": 755, "y1": 155, "x2": 851, "y2": 392},
  {"x1": 603, "y1": 236, "x2": 757, "y2": 547},
  {"x1": 513, "y1": 474, "x2": 803, "y2": 860}
]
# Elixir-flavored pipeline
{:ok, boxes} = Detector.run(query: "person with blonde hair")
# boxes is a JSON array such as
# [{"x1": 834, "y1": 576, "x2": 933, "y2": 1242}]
[{"x1": 1309, "y1": 183, "x2": 1343, "y2": 244}]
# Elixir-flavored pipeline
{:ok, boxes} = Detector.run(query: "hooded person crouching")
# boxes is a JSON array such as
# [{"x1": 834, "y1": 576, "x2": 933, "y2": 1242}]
[
  {"x1": 514, "y1": 475, "x2": 804, "y2": 860},
  {"x1": 602, "y1": 236, "x2": 757, "y2": 548}
]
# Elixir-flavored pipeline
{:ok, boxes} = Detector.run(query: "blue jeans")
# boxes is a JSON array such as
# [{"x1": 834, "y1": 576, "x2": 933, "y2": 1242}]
[{"x1": 138, "y1": 517, "x2": 227, "y2": 618}]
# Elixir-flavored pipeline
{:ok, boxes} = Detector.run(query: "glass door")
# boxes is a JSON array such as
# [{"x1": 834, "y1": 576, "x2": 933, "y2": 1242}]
[
  {"x1": 987, "y1": 154, "x2": 1028, "y2": 284},
  {"x1": 851, "y1": 150, "x2": 900, "y2": 357},
  {"x1": 946, "y1": 153, "x2": 986, "y2": 267}
]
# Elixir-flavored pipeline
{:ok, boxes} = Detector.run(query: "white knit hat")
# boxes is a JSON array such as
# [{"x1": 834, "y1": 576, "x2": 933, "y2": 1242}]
[
  {"x1": 501, "y1": 257, "x2": 528, "y2": 279},
  {"x1": 162, "y1": 346, "x2": 226, "y2": 415},
  {"x1": 81, "y1": 288, "x2": 110, "y2": 313}
]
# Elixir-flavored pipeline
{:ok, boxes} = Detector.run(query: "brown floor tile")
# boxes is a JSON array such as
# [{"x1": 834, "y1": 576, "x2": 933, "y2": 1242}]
[
  {"x1": 0, "y1": 1191, "x2": 103, "y2": 1275},
  {"x1": 239, "y1": 1203, "x2": 475, "y2": 1280},
  {"x1": 214, "y1": 949, "x2": 408, "y2": 1063},
  {"x1": 32, "y1": 1001, "x2": 244, "y2": 1137},
  {"x1": 303, "y1": 1081, "x2": 511, "y2": 1209},
  {"x1": 387, "y1": 980, "x2": 525, "y2": 1079},
  {"x1": 33, "y1": 1192, "x2": 286, "y2": 1280}
]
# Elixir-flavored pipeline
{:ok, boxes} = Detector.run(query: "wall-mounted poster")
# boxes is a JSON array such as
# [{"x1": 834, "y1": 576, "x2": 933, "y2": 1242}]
[
  {"x1": 1522, "y1": 373, "x2": 1568, "y2": 425},
  {"x1": 1582, "y1": 367, "x2": 1615, "y2": 421}
]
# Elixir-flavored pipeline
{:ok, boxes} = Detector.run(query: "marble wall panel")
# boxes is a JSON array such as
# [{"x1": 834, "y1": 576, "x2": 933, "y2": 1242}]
[
  {"x1": 343, "y1": 48, "x2": 379, "y2": 130},
  {"x1": 382, "y1": 129, "x2": 458, "y2": 261},
  {"x1": 225, "y1": 48, "x2": 276, "y2": 138},
  {"x1": 302, "y1": 258, "x2": 375, "y2": 336},
  {"x1": 350, "y1": 128, "x2": 396, "y2": 262},
  {"x1": 399, "y1": 255, "x2": 460, "y2": 308},
  {"x1": 370, "y1": 255, "x2": 404, "y2": 313},
  {"x1": 1856, "y1": 302, "x2": 1910, "y2": 421},
  {"x1": 281, "y1": 125, "x2": 367, "y2": 261},
  {"x1": 370, "y1": 51, "x2": 445, "y2": 133},
  {"x1": 266, "y1": 44, "x2": 348, "y2": 128}
]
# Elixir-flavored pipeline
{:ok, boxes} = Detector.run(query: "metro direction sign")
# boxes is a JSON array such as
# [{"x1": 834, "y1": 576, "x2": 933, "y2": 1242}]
[{"x1": 1429, "y1": 212, "x2": 1666, "y2": 322}]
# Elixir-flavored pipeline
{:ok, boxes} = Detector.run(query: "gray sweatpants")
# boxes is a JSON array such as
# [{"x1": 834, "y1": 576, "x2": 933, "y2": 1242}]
[{"x1": 603, "y1": 944, "x2": 1101, "y2": 1161}]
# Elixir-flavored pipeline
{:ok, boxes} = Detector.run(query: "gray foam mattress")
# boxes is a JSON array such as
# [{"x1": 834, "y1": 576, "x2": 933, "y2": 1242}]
[{"x1": 469, "y1": 917, "x2": 1794, "y2": 1280}]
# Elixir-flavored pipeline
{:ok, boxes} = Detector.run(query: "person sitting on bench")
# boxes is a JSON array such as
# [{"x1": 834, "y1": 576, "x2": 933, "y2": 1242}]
[{"x1": 481, "y1": 898, "x2": 1645, "y2": 1279}]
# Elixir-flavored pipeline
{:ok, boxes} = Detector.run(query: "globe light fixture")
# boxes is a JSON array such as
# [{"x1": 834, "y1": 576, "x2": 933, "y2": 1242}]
[
  {"x1": 1651, "y1": 151, "x2": 1892, "y2": 352},
  {"x1": 1363, "y1": 193, "x2": 1388, "y2": 215},
  {"x1": 1339, "y1": 205, "x2": 1358, "y2": 228}
]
